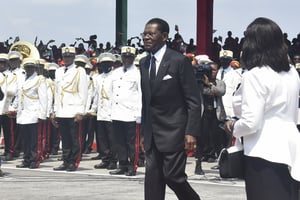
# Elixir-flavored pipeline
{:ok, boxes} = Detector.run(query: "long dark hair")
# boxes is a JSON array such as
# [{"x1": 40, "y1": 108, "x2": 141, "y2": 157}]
[{"x1": 241, "y1": 17, "x2": 290, "y2": 72}]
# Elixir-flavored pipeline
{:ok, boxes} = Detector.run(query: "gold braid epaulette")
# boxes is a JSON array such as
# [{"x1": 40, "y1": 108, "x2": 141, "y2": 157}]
[
  {"x1": 0, "y1": 74, "x2": 6, "y2": 87},
  {"x1": 60, "y1": 68, "x2": 80, "y2": 106},
  {"x1": 21, "y1": 76, "x2": 42, "y2": 100},
  {"x1": 7, "y1": 74, "x2": 17, "y2": 85},
  {"x1": 20, "y1": 76, "x2": 42, "y2": 109}
]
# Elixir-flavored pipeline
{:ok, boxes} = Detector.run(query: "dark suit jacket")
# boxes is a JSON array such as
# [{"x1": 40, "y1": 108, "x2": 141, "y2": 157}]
[{"x1": 140, "y1": 48, "x2": 202, "y2": 152}]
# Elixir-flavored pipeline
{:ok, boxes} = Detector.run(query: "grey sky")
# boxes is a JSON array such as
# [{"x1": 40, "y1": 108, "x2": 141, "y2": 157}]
[{"x1": 1, "y1": 0, "x2": 299, "y2": 48}]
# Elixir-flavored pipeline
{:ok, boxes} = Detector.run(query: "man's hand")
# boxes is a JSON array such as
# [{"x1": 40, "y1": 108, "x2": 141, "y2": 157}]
[
  {"x1": 185, "y1": 135, "x2": 197, "y2": 152},
  {"x1": 74, "y1": 114, "x2": 83, "y2": 122},
  {"x1": 6, "y1": 111, "x2": 16, "y2": 118},
  {"x1": 140, "y1": 136, "x2": 145, "y2": 153},
  {"x1": 50, "y1": 113, "x2": 59, "y2": 128}
]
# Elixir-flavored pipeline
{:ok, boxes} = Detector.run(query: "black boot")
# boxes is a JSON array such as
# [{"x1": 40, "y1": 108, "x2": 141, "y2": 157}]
[{"x1": 195, "y1": 160, "x2": 205, "y2": 175}]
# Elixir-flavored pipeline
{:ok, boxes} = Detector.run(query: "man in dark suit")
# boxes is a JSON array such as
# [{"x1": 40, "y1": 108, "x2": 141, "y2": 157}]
[{"x1": 140, "y1": 18, "x2": 202, "y2": 200}]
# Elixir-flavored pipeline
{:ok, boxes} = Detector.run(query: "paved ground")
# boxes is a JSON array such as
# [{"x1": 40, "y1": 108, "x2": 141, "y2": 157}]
[{"x1": 0, "y1": 149, "x2": 247, "y2": 200}]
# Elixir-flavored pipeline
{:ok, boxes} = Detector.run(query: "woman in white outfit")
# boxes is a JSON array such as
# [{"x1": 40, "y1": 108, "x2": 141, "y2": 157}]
[{"x1": 225, "y1": 17, "x2": 300, "y2": 200}]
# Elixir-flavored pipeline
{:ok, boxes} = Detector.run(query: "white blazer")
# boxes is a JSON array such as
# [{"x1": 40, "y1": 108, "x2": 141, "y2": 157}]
[
  {"x1": 16, "y1": 72, "x2": 48, "y2": 124},
  {"x1": 54, "y1": 64, "x2": 88, "y2": 118},
  {"x1": 111, "y1": 65, "x2": 142, "y2": 122},
  {"x1": 89, "y1": 71, "x2": 113, "y2": 121},
  {"x1": 233, "y1": 66, "x2": 300, "y2": 181}
]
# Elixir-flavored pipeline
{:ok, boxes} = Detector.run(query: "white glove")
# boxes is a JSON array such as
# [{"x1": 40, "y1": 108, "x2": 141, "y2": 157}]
[{"x1": 136, "y1": 116, "x2": 141, "y2": 124}]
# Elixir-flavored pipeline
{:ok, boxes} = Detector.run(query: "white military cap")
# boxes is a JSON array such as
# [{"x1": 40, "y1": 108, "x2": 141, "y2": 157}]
[
  {"x1": 134, "y1": 52, "x2": 148, "y2": 65},
  {"x1": 22, "y1": 58, "x2": 37, "y2": 67},
  {"x1": 8, "y1": 51, "x2": 23, "y2": 60},
  {"x1": 195, "y1": 54, "x2": 212, "y2": 64},
  {"x1": 45, "y1": 62, "x2": 59, "y2": 71},
  {"x1": 85, "y1": 62, "x2": 93, "y2": 69},
  {"x1": 219, "y1": 50, "x2": 233, "y2": 58},
  {"x1": 62, "y1": 46, "x2": 76, "y2": 56},
  {"x1": 0, "y1": 53, "x2": 8, "y2": 61},
  {"x1": 75, "y1": 54, "x2": 89, "y2": 64},
  {"x1": 97, "y1": 52, "x2": 116, "y2": 63},
  {"x1": 121, "y1": 46, "x2": 136, "y2": 56},
  {"x1": 114, "y1": 54, "x2": 122, "y2": 62}
]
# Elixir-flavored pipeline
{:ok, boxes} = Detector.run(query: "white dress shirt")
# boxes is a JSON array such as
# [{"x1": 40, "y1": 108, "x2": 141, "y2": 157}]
[{"x1": 232, "y1": 66, "x2": 300, "y2": 181}]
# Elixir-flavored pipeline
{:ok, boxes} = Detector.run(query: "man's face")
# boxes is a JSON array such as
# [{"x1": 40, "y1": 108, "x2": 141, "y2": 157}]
[
  {"x1": 9, "y1": 58, "x2": 21, "y2": 70},
  {"x1": 142, "y1": 23, "x2": 168, "y2": 54},
  {"x1": 0, "y1": 61, "x2": 7, "y2": 72},
  {"x1": 24, "y1": 65, "x2": 36, "y2": 77},
  {"x1": 63, "y1": 55, "x2": 75, "y2": 67},
  {"x1": 121, "y1": 55, "x2": 135, "y2": 68},
  {"x1": 219, "y1": 57, "x2": 232, "y2": 68},
  {"x1": 293, "y1": 55, "x2": 300, "y2": 64}
]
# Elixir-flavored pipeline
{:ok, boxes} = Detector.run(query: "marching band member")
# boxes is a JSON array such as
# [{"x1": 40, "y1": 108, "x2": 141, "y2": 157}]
[
  {"x1": 52, "y1": 47, "x2": 88, "y2": 172},
  {"x1": 15, "y1": 58, "x2": 47, "y2": 169}
]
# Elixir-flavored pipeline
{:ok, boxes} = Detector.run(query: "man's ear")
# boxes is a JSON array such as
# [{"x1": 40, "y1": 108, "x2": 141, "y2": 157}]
[{"x1": 162, "y1": 32, "x2": 169, "y2": 42}]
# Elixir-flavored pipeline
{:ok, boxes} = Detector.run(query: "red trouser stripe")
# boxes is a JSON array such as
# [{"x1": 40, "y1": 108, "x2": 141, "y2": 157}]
[
  {"x1": 134, "y1": 124, "x2": 140, "y2": 172},
  {"x1": 9, "y1": 119, "x2": 15, "y2": 154},
  {"x1": 47, "y1": 120, "x2": 51, "y2": 153},
  {"x1": 75, "y1": 121, "x2": 83, "y2": 168},
  {"x1": 37, "y1": 121, "x2": 43, "y2": 161}
]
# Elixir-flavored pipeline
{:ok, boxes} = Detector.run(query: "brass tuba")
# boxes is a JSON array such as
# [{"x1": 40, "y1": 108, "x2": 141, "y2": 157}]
[{"x1": 9, "y1": 41, "x2": 40, "y2": 60}]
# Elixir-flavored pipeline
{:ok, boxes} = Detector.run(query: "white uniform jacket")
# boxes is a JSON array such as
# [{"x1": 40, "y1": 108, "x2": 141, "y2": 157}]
[
  {"x1": 111, "y1": 65, "x2": 142, "y2": 122},
  {"x1": 89, "y1": 71, "x2": 113, "y2": 121},
  {"x1": 16, "y1": 72, "x2": 48, "y2": 124},
  {"x1": 85, "y1": 74, "x2": 95, "y2": 113},
  {"x1": 0, "y1": 71, "x2": 11, "y2": 114},
  {"x1": 54, "y1": 64, "x2": 88, "y2": 118},
  {"x1": 45, "y1": 78, "x2": 55, "y2": 118},
  {"x1": 232, "y1": 66, "x2": 300, "y2": 181},
  {"x1": 8, "y1": 68, "x2": 25, "y2": 112},
  {"x1": 217, "y1": 66, "x2": 242, "y2": 119}
]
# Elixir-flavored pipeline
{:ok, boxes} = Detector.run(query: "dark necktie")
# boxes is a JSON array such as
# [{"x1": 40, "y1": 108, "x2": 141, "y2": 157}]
[
  {"x1": 64, "y1": 67, "x2": 68, "y2": 73},
  {"x1": 221, "y1": 69, "x2": 225, "y2": 80},
  {"x1": 150, "y1": 56, "x2": 156, "y2": 81}
]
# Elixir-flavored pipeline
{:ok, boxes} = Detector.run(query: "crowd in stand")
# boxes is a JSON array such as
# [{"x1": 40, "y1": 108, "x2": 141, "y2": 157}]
[{"x1": 0, "y1": 29, "x2": 300, "y2": 177}]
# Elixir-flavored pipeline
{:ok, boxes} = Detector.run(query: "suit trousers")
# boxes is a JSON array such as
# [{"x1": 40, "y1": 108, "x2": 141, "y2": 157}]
[
  {"x1": 0, "y1": 115, "x2": 13, "y2": 155},
  {"x1": 245, "y1": 155, "x2": 300, "y2": 200},
  {"x1": 112, "y1": 120, "x2": 136, "y2": 168},
  {"x1": 82, "y1": 116, "x2": 96, "y2": 152},
  {"x1": 19, "y1": 123, "x2": 39, "y2": 165},
  {"x1": 96, "y1": 120, "x2": 117, "y2": 163},
  {"x1": 145, "y1": 143, "x2": 201, "y2": 200},
  {"x1": 58, "y1": 118, "x2": 82, "y2": 167}
]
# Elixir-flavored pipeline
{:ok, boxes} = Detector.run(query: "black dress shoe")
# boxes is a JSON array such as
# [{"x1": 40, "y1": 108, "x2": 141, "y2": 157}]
[
  {"x1": 94, "y1": 162, "x2": 109, "y2": 169},
  {"x1": 13, "y1": 152, "x2": 20, "y2": 158},
  {"x1": 50, "y1": 149, "x2": 58, "y2": 155},
  {"x1": 125, "y1": 169, "x2": 136, "y2": 176},
  {"x1": 16, "y1": 162, "x2": 30, "y2": 168},
  {"x1": 211, "y1": 164, "x2": 220, "y2": 170},
  {"x1": 137, "y1": 160, "x2": 145, "y2": 167},
  {"x1": 53, "y1": 163, "x2": 68, "y2": 171},
  {"x1": 107, "y1": 162, "x2": 117, "y2": 170},
  {"x1": 109, "y1": 168, "x2": 127, "y2": 175},
  {"x1": 0, "y1": 169, "x2": 4, "y2": 177},
  {"x1": 29, "y1": 162, "x2": 40, "y2": 169},
  {"x1": 195, "y1": 160, "x2": 205, "y2": 175},
  {"x1": 66, "y1": 163, "x2": 77, "y2": 172},
  {"x1": 4, "y1": 154, "x2": 13, "y2": 161},
  {"x1": 91, "y1": 154, "x2": 102, "y2": 160}
]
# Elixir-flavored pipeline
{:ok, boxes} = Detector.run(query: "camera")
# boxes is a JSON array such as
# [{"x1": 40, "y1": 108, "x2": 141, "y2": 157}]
[{"x1": 193, "y1": 62, "x2": 212, "y2": 84}]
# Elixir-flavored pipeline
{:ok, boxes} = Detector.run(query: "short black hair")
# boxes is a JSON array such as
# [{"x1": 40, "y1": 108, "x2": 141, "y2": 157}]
[
  {"x1": 241, "y1": 17, "x2": 290, "y2": 72},
  {"x1": 146, "y1": 18, "x2": 170, "y2": 34}
]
